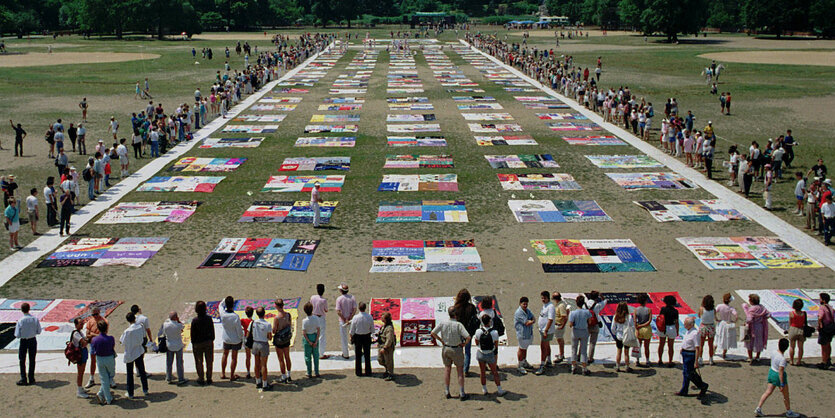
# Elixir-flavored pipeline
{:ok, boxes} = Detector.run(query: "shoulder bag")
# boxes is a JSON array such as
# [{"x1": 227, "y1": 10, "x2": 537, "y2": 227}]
[{"x1": 802, "y1": 312, "x2": 815, "y2": 338}]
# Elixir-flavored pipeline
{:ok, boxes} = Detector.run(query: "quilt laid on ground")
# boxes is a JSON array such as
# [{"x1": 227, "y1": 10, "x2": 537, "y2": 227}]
[
  {"x1": 458, "y1": 103, "x2": 503, "y2": 110},
  {"x1": 485, "y1": 154, "x2": 557, "y2": 169},
  {"x1": 377, "y1": 200, "x2": 468, "y2": 222},
  {"x1": 387, "y1": 124, "x2": 441, "y2": 133},
  {"x1": 498, "y1": 173, "x2": 581, "y2": 190},
  {"x1": 468, "y1": 123, "x2": 523, "y2": 133},
  {"x1": 548, "y1": 123, "x2": 602, "y2": 131},
  {"x1": 536, "y1": 113, "x2": 587, "y2": 120},
  {"x1": 199, "y1": 238, "x2": 319, "y2": 271},
  {"x1": 635, "y1": 200, "x2": 748, "y2": 222},
  {"x1": 318, "y1": 104, "x2": 363, "y2": 111},
  {"x1": 200, "y1": 137, "x2": 265, "y2": 149},
  {"x1": 239, "y1": 201, "x2": 338, "y2": 223},
  {"x1": 563, "y1": 136, "x2": 625, "y2": 146},
  {"x1": 461, "y1": 113, "x2": 514, "y2": 121},
  {"x1": 294, "y1": 136, "x2": 356, "y2": 147},
  {"x1": 734, "y1": 289, "x2": 834, "y2": 332},
  {"x1": 304, "y1": 124, "x2": 358, "y2": 133},
  {"x1": 169, "y1": 157, "x2": 246, "y2": 172},
  {"x1": 387, "y1": 114, "x2": 436, "y2": 122},
  {"x1": 96, "y1": 201, "x2": 200, "y2": 224},
  {"x1": 222, "y1": 125, "x2": 279, "y2": 133},
  {"x1": 606, "y1": 172, "x2": 698, "y2": 190},
  {"x1": 310, "y1": 114, "x2": 361, "y2": 123},
  {"x1": 677, "y1": 237, "x2": 822, "y2": 270},
  {"x1": 233, "y1": 115, "x2": 286, "y2": 123},
  {"x1": 378, "y1": 174, "x2": 458, "y2": 192},
  {"x1": 137, "y1": 176, "x2": 225, "y2": 193},
  {"x1": 384, "y1": 155, "x2": 453, "y2": 169},
  {"x1": 475, "y1": 135, "x2": 538, "y2": 146},
  {"x1": 262, "y1": 175, "x2": 345, "y2": 192},
  {"x1": 585, "y1": 154, "x2": 663, "y2": 168},
  {"x1": 0, "y1": 299, "x2": 122, "y2": 350},
  {"x1": 370, "y1": 240, "x2": 483, "y2": 273},
  {"x1": 38, "y1": 237, "x2": 168, "y2": 268},
  {"x1": 279, "y1": 157, "x2": 350, "y2": 171},
  {"x1": 251, "y1": 104, "x2": 296, "y2": 111},
  {"x1": 508, "y1": 200, "x2": 612, "y2": 222},
  {"x1": 387, "y1": 136, "x2": 447, "y2": 147},
  {"x1": 530, "y1": 239, "x2": 656, "y2": 273}
]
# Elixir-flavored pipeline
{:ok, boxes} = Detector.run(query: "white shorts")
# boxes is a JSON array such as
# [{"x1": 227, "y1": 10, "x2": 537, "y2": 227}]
[
  {"x1": 8, "y1": 221, "x2": 20, "y2": 233},
  {"x1": 518, "y1": 338, "x2": 532, "y2": 350},
  {"x1": 119, "y1": 156, "x2": 128, "y2": 164}
]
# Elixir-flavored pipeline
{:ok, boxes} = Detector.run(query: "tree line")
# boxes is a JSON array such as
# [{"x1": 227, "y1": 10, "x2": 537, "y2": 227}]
[{"x1": 2, "y1": 0, "x2": 834, "y2": 39}]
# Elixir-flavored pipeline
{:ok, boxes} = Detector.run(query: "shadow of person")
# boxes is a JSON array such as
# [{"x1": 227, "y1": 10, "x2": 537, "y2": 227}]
[
  {"x1": 631, "y1": 368, "x2": 658, "y2": 378},
  {"x1": 391, "y1": 373, "x2": 421, "y2": 387},
  {"x1": 699, "y1": 390, "x2": 728, "y2": 406},
  {"x1": 146, "y1": 390, "x2": 178, "y2": 403},
  {"x1": 33, "y1": 379, "x2": 69, "y2": 389}
]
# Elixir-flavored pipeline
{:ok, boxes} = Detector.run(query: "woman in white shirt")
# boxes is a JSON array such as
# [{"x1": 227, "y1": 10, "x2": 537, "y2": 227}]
[
  {"x1": 609, "y1": 302, "x2": 634, "y2": 372},
  {"x1": 301, "y1": 302, "x2": 321, "y2": 378},
  {"x1": 699, "y1": 295, "x2": 717, "y2": 365},
  {"x1": 755, "y1": 339, "x2": 798, "y2": 418}
]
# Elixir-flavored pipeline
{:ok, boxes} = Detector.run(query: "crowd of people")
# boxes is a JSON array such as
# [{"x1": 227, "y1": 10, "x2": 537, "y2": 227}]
[
  {"x1": 11, "y1": 284, "x2": 834, "y2": 416},
  {"x1": 2, "y1": 33, "x2": 334, "y2": 251}
]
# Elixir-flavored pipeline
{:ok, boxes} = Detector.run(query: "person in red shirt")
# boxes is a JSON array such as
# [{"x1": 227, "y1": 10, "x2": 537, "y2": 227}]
[{"x1": 240, "y1": 306, "x2": 254, "y2": 379}]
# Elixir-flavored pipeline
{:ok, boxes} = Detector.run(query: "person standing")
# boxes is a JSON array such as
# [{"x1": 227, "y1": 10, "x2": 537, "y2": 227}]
[
  {"x1": 610, "y1": 302, "x2": 634, "y2": 372},
  {"x1": 787, "y1": 299, "x2": 807, "y2": 365},
  {"x1": 349, "y1": 302, "x2": 374, "y2": 377},
  {"x1": 699, "y1": 295, "x2": 717, "y2": 365},
  {"x1": 431, "y1": 307, "x2": 471, "y2": 401},
  {"x1": 310, "y1": 182, "x2": 323, "y2": 227},
  {"x1": 55, "y1": 148, "x2": 68, "y2": 178},
  {"x1": 77, "y1": 123, "x2": 87, "y2": 155},
  {"x1": 220, "y1": 296, "x2": 244, "y2": 381},
  {"x1": 116, "y1": 138, "x2": 129, "y2": 178},
  {"x1": 241, "y1": 307, "x2": 254, "y2": 379},
  {"x1": 553, "y1": 292, "x2": 569, "y2": 363},
  {"x1": 822, "y1": 194, "x2": 835, "y2": 246},
  {"x1": 657, "y1": 295, "x2": 680, "y2": 366},
  {"x1": 25, "y1": 188, "x2": 39, "y2": 236},
  {"x1": 84, "y1": 307, "x2": 108, "y2": 388},
  {"x1": 109, "y1": 117, "x2": 119, "y2": 140},
  {"x1": 70, "y1": 318, "x2": 89, "y2": 397},
  {"x1": 250, "y1": 307, "x2": 272, "y2": 390},
  {"x1": 44, "y1": 177, "x2": 57, "y2": 227},
  {"x1": 67, "y1": 123, "x2": 77, "y2": 153},
  {"x1": 190, "y1": 300, "x2": 215, "y2": 385},
  {"x1": 131, "y1": 304, "x2": 153, "y2": 345},
  {"x1": 763, "y1": 164, "x2": 774, "y2": 210},
  {"x1": 377, "y1": 312, "x2": 396, "y2": 381},
  {"x1": 91, "y1": 321, "x2": 116, "y2": 405},
  {"x1": 9, "y1": 120, "x2": 26, "y2": 156},
  {"x1": 473, "y1": 315, "x2": 505, "y2": 396},
  {"x1": 703, "y1": 140, "x2": 714, "y2": 179},
  {"x1": 452, "y1": 289, "x2": 478, "y2": 375},
  {"x1": 817, "y1": 292, "x2": 834, "y2": 369},
  {"x1": 744, "y1": 294, "x2": 771, "y2": 364},
  {"x1": 535, "y1": 291, "x2": 555, "y2": 375},
  {"x1": 310, "y1": 283, "x2": 329, "y2": 359},
  {"x1": 755, "y1": 338, "x2": 799, "y2": 417},
  {"x1": 301, "y1": 302, "x2": 321, "y2": 378},
  {"x1": 120, "y1": 312, "x2": 149, "y2": 399},
  {"x1": 335, "y1": 283, "x2": 357, "y2": 359},
  {"x1": 513, "y1": 296, "x2": 534, "y2": 374},
  {"x1": 585, "y1": 291, "x2": 607, "y2": 364},
  {"x1": 161, "y1": 311, "x2": 187, "y2": 385},
  {"x1": 635, "y1": 294, "x2": 653, "y2": 366},
  {"x1": 58, "y1": 186, "x2": 72, "y2": 237},
  {"x1": 676, "y1": 317, "x2": 709, "y2": 399},
  {"x1": 568, "y1": 295, "x2": 592, "y2": 375},
  {"x1": 4, "y1": 198, "x2": 21, "y2": 250},
  {"x1": 14, "y1": 303, "x2": 41, "y2": 385},
  {"x1": 715, "y1": 293, "x2": 738, "y2": 360},
  {"x1": 79, "y1": 97, "x2": 88, "y2": 122},
  {"x1": 272, "y1": 299, "x2": 293, "y2": 383}
]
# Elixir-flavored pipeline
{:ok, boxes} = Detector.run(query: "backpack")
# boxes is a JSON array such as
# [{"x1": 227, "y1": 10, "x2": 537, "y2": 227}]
[
  {"x1": 587, "y1": 302, "x2": 600, "y2": 329},
  {"x1": 82, "y1": 168, "x2": 92, "y2": 182},
  {"x1": 491, "y1": 315, "x2": 505, "y2": 337},
  {"x1": 655, "y1": 312, "x2": 666, "y2": 330},
  {"x1": 64, "y1": 330, "x2": 83, "y2": 365},
  {"x1": 478, "y1": 329, "x2": 495, "y2": 352}
]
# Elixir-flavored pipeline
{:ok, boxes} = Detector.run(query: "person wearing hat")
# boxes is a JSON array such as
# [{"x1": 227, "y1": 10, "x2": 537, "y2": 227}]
[
  {"x1": 4, "y1": 197, "x2": 22, "y2": 250},
  {"x1": 335, "y1": 283, "x2": 357, "y2": 359},
  {"x1": 763, "y1": 164, "x2": 774, "y2": 210},
  {"x1": 310, "y1": 182, "x2": 323, "y2": 228},
  {"x1": 95, "y1": 139, "x2": 104, "y2": 156}
]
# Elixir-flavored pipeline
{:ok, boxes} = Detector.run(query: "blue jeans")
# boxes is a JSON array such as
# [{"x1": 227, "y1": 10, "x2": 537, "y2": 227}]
[
  {"x1": 463, "y1": 339, "x2": 472, "y2": 373},
  {"x1": 680, "y1": 350, "x2": 706, "y2": 394},
  {"x1": 97, "y1": 355, "x2": 115, "y2": 404},
  {"x1": 87, "y1": 180, "x2": 95, "y2": 200},
  {"x1": 150, "y1": 141, "x2": 159, "y2": 157},
  {"x1": 18, "y1": 337, "x2": 36, "y2": 382},
  {"x1": 166, "y1": 349, "x2": 184, "y2": 382}
]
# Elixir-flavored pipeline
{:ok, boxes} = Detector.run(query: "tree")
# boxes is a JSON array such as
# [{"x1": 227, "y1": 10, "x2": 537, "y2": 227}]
[
  {"x1": 311, "y1": 0, "x2": 332, "y2": 27},
  {"x1": 333, "y1": 0, "x2": 361, "y2": 28},
  {"x1": 618, "y1": 0, "x2": 643, "y2": 29},
  {"x1": 705, "y1": 0, "x2": 740, "y2": 32},
  {"x1": 742, "y1": 0, "x2": 786, "y2": 37},
  {"x1": 639, "y1": 0, "x2": 707, "y2": 41},
  {"x1": 810, "y1": 0, "x2": 835, "y2": 38}
]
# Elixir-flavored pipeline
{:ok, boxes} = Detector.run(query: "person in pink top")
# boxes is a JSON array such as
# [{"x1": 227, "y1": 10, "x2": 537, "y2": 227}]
[
  {"x1": 715, "y1": 293, "x2": 738, "y2": 360},
  {"x1": 335, "y1": 283, "x2": 357, "y2": 359},
  {"x1": 743, "y1": 294, "x2": 771, "y2": 364},
  {"x1": 310, "y1": 284, "x2": 329, "y2": 359}
]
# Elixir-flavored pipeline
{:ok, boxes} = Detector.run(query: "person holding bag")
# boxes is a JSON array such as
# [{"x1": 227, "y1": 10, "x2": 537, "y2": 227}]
[
  {"x1": 634, "y1": 294, "x2": 653, "y2": 367},
  {"x1": 272, "y1": 298, "x2": 293, "y2": 383},
  {"x1": 657, "y1": 295, "x2": 679, "y2": 367},
  {"x1": 743, "y1": 294, "x2": 770, "y2": 365},
  {"x1": 609, "y1": 302, "x2": 635, "y2": 372}
]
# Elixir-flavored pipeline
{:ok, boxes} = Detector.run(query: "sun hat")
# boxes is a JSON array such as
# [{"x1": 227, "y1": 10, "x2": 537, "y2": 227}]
[{"x1": 337, "y1": 283, "x2": 349, "y2": 292}]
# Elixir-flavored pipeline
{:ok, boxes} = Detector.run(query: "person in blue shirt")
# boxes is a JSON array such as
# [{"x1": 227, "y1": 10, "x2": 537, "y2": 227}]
[
  {"x1": 4, "y1": 198, "x2": 21, "y2": 250},
  {"x1": 514, "y1": 297, "x2": 535, "y2": 375}
]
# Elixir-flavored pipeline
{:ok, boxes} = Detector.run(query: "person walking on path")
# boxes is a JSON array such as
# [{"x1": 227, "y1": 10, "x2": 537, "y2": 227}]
[
  {"x1": 272, "y1": 299, "x2": 293, "y2": 383},
  {"x1": 744, "y1": 294, "x2": 771, "y2": 364},
  {"x1": 335, "y1": 283, "x2": 357, "y2": 359},
  {"x1": 44, "y1": 177, "x2": 57, "y2": 227},
  {"x1": 71, "y1": 318, "x2": 89, "y2": 398},
  {"x1": 25, "y1": 188, "x2": 39, "y2": 236},
  {"x1": 250, "y1": 307, "x2": 272, "y2": 390},
  {"x1": 310, "y1": 284, "x2": 329, "y2": 359},
  {"x1": 676, "y1": 317, "x2": 709, "y2": 399},
  {"x1": 350, "y1": 302, "x2": 374, "y2": 377},
  {"x1": 568, "y1": 294, "x2": 592, "y2": 375},
  {"x1": 301, "y1": 302, "x2": 321, "y2": 378},
  {"x1": 431, "y1": 307, "x2": 471, "y2": 401},
  {"x1": 513, "y1": 296, "x2": 534, "y2": 374},
  {"x1": 161, "y1": 312, "x2": 186, "y2": 385},
  {"x1": 5, "y1": 198, "x2": 22, "y2": 250},
  {"x1": 91, "y1": 321, "x2": 115, "y2": 405},
  {"x1": 378, "y1": 312, "x2": 396, "y2": 381},
  {"x1": 10, "y1": 120, "x2": 26, "y2": 156},
  {"x1": 311, "y1": 182, "x2": 323, "y2": 227},
  {"x1": 14, "y1": 302, "x2": 41, "y2": 385},
  {"x1": 474, "y1": 315, "x2": 505, "y2": 397},
  {"x1": 190, "y1": 300, "x2": 215, "y2": 385},
  {"x1": 120, "y1": 312, "x2": 149, "y2": 399},
  {"x1": 220, "y1": 296, "x2": 244, "y2": 381},
  {"x1": 535, "y1": 290, "x2": 554, "y2": 375},
  {"x1": 755, "y1": 338, "x2": 799, "y2": 417},
  {"x1": 817, "y1": 292, "x2": 834, "y2": 369}
]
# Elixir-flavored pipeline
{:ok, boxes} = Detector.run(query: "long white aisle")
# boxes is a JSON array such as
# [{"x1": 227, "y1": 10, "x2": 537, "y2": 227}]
[
  {"x1": 0, "y1": 43, "x2": 335, "y2": 288},
  {"x1": 460, "y1": 40, "x2": 835, "y2": 271}
]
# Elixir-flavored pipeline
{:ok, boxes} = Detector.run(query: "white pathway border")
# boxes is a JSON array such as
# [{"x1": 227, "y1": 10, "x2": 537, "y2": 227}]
[
  {"x1": 461, "y1": 40, "x2": 835, "y2": 271},
  {"x1": 0, "y1": 338, "x2": 815, "y2": 375},
  {"x1": 0, "y1": 43, "x2": 335, "y2": 289}
]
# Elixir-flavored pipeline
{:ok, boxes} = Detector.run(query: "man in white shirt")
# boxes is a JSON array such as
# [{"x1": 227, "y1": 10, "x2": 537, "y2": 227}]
[
  {"x1": 676, "y1": 317, "x2": 708, "y2": 398},
  {"x1": 349, "y1": 302, "x2": 374, "y2": 377},
  {"x1": 220, "y1": 296, "x2": 244, "y2": 380},
  {"x1": 120, "y1": 312, "x2": 149, "y2": 399},
  {"x1": 109, "y1": 117, "x2": 119, "y2": 140},
  {"x1": 43, "y1": 178, "x2": 57, "y2": 227},
  {"x1": 250, "y1": 307, "x2": 272, "y2": 390},
  {"x1": 130, "y1": 305, "x2": 153, "y2": 343},
  {"x1": 25, "y1": 188, "x2": 39, "y2": 235},
  {"x1": 535, "y1": 291, "x2": 555, "y2": 375},
  {"x1": 14, "y1": 302, "x2": 42, "y2": 385},
  {"x1": 335, "y1": 283, "x2": 357, "y2": 359},
  {"x1": 310, "y1": 182, "x2": 323, "y2": 227},
  {"x1": 116, "y1": 138, "x2": 129, "y2": 177},
  {"x1": 161, "y1": 312, "x2": 186, "y2": 384},
  {"x1": 822, "y1": 194, "x2": 835, "y2": 246}
]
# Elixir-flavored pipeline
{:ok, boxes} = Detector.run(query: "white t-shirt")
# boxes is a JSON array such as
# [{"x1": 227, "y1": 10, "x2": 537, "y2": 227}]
[
  {"x1": 26, "y1": 195, "x2": 38, "y2": 212},
  {"x1": 795, "y1": 179, "x2": 806, "y2": 196},
  {"x1": 116, "y1": 144, "x2": 128, "y2": 158},
  {"x1": 43, "y1": 187, "x2": 54, "y2": 205},
  {"x1": 110, "y1": 120, "x2": 119, "y2": 133},
  {"x1": 302, "y1": 316, "x2": 320, "y2": 335},
  {"x1": 770, "y1": 351, "x2": 787, "y2": 373},
  {"x1": 538, "y1": 302, "x2": 556, "y2": 334},
  {"x1": 473, "y1": 327, "x2": 499, "y2": 354}
]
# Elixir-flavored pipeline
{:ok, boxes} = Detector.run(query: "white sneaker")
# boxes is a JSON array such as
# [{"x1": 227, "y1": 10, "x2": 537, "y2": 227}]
[
  {"x1": 482, "y1": 387, "x2": 488, "y2": 395},
  {"x1": 755, "y1": 407, "x2": 764, "y2": 417},
  {"x1": 76, "y1": 390, "x2": 89, "y2": 399},
  {"x1": 517, "y1": 366, "x2": 527, "y2": 375}
]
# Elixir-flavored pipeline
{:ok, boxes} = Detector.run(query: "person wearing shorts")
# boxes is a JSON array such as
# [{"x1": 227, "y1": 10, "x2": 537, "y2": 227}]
[
  {"x1": 431, "y1": 307, "x2": 471, "y2": 401},
  {"x1": 4, "y1": 198, "x2": 21, "y2": 251},
  {"x1": 473, "y1": 315, "x2": 505, "y2": 396},
  {"x1": 250, "y1": 307, "x2": 272, "y2": 390},
  {"x1": 71, "y1": 318, "x2": 89, "y2": 398},
  {"x1": 787, "y1": 300, "x2": 807, "y2": 365},
  {"x1": 513, "y1": 297, "x2": 534, "y2": 374},
  {"x1": 535, "y1": 291, "x2": 555, "y2": 375},
  {"x1": 220, "y1": 296, "x2": 244, "y2": 381},
  {"x1": 817, "y1": 293, "x2": 834, "y2": 369},
  {"x1": 657, "y1": 295, "x2": 679, "y2": 367},
  {"x1": 756, "y1": 338, "x2": 798, "y2": 417}
]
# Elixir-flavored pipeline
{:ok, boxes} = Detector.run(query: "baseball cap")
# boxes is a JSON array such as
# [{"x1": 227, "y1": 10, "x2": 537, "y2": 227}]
[{"x1": 825, "y1": 179, "x2": 832, "y2": 185}]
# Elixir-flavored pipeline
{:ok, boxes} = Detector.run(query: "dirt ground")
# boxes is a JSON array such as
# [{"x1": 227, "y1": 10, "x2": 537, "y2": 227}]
[
  {"x1": 0, "y1": 52, "x2": 161, "y2": 68},
  {"x1": 699, "y1": 51, "x2": 835, "y2": 66}
]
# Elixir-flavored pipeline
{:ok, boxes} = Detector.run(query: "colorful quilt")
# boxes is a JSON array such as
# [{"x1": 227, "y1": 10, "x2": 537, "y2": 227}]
[
  {"x1": 468, "y1": 123, "x2": 523, "y2": 133},
  {"x1": 387, "y1": 136, "x2": 447, "y2": 147},
  {"x1": 515, "y1": 96, "x2": 561, "y2": 102},
  {"x1": 564, "y1": 136, "x2": 626, "y2": 146},
  {"x1": 378, "y1": 174, "x2": 458, "y2": 192},
  {"x1": 137, "y1": 176, "x2": 224, "y2": 193},
  {"x1": 387, "y1": 114, "x2": 436, "y2": 122},
  {"x1": 585, "y1": 155, "x2": 664, "y2": 168},
  {"x1": 508, "y1": 200, "x2": 612, "y2": 222},
  {"x1": 169, "y1": 157, "x2": 246, "y2": 172},
  {"x1": 304, "y1": 124, "x2": 358, "y2": 133},
  {"x1": 250, "y1": 104, "x2": 296, "y2": 112},
  {"x1": 259, "y1": 97, "x2": 302, "y2": 103},
  {"x1": 323, "y1": 97, "x2": 364, "y2": 104},
  {"x1": 294, "y1": 136, "x2": 356, "y2": 147},
  {"x1": 262, "y1": 175, "x2": 345, "y2": 192},
  {"x1": 606, "y1": 172, "x2": 698, "y2": 190},
  {"x1": 525, "y1": 103, "x2": 570, "y2": 110},
  {"x1": 384, "y1": 155, "x2": 454, "y2": 169},
  {"x1": 484, "y1": 154, "x2": 558, "y2": 169},
  {"x1": 536, "y1": 113, "x2": 587, "y2": 120},
  {"x1": 239, "y1": 201, "x2": 338, "y2": 223},
  {"x1": 387, "y1": 97, "x2": 429, "y2": 103},
  {"x1": 497, "y1": 173, "x2": 581, "y2": 190},
  {"x1": 377, "y1": 200, "x2": 468, "y2": 223},
  {"x1": 457, "y1": 103, "x2": 503, "y2": 110},
  {"x1": 387, "y1": 124, "x2": 441, "y2": 133},
  {"x1": 635, "y1": 200, "x2": 748, "y2": 222},
  {"x1": 273, "y1": 88, "x2": 308, "y2": 94},
  {"x1": 318, "y1": 104, "x2": 362, "y2": 111},
  {"x1": 531, "y1": 239, "x2": 656, "y2": 273},
  {"x1": 370, "y1": 240, "x2": 483, "y2": 273},
  {"x1": 677, "y1": 237, "x2": 823, "y2": 270},
  {"x1": 548, "y1": 123, "x2": 602, "y2": 131},
  {"x1": 279, "y1": 157, "x2": 350, "y2": 171},
  {"x1": 461, "y1": 113, "x2": 514, "y2": 121},
  {"x1": 96, "y1": 201, "x2": 200, "y2": 224},
  {"x1": 222, "y1": 125, "x2": 279, "y2": 133},
  {"x1": 475, "y1": 135, "x2": 537, "y2": 146},
  {"x1": 38, "y1": 237, "x2": 168, "y2": 268},
  {"x1": 389, "y1": 103, "x2": 434, "y2": 110},
  {"x1": 734, "y1": 289, "x2": 834, "y2": 331},
  {"x1": 310, "y1": 114, "x2": 361, "y2": 123},
  {"x1": 453, "y1": 96, "x2": 495, "y2": 102},
  {"x1": 199, "y1": 238, "x2": 319, "y2": 271},
  {"x1": 200, "y1": 137, "x2": 265, "y2": 148},
  {"x1": 0, "y1": 300, "x2": 123, "y2": 350},
  {"x1": 233, "y1": 115, "x2": 286, "y2": 123}
]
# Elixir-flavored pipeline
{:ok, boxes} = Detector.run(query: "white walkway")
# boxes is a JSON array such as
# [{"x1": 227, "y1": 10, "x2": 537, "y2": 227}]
[
  {"x1": 0, "y1": 44, "x2": 335, "y2": 289},
  {"x1": 460, "y1": 40, "x2": 835, "y2": 271}
]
